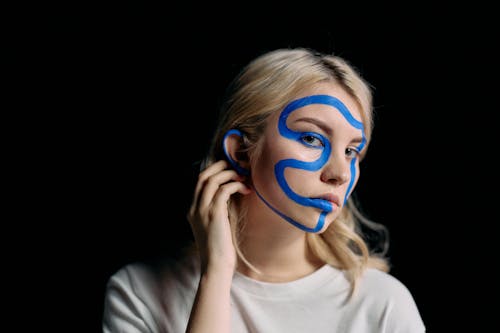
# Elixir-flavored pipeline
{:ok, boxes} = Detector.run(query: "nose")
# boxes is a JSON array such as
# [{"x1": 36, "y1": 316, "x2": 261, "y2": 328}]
[{"x1": 320, "y1": 154, "x2": 350, "y2": 185}]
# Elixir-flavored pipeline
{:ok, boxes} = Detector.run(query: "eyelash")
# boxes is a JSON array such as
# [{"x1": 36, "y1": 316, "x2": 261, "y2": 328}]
[
  {"x1": 300, "y1": 133, "x2": 361, "y2": 158},
  {"x1": 300, "y1": 134, "x2": 324, "y2": 148},
  {"x1": 345, "y1": 147, "x2": 360, "y2": 158}
]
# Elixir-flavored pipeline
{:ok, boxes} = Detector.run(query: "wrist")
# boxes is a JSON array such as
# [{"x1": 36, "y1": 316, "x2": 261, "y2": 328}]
[
  {"x1": 199, "y1": 266, "x2": 234, "y2": 294},
  {"x1": 204, "y1": 260, "x2": 235, "y2": 278}
]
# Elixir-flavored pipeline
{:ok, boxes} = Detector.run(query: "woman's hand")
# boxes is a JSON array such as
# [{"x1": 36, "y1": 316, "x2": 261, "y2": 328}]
[
  {"x1": 187, "y1": 160, "x2": 251, "y2": 274},
  {"x1": 186, "y1": 160, "x2": 251, "y2": 332}
]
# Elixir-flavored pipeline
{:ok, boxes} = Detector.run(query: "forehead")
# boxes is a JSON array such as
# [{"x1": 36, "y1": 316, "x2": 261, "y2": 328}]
[
  {"x1": 268, "y1": 82, "x2": 363, "y2": 126},
  {"x1": 295, "y1": 82, "x2": 362, "y2": 121}
]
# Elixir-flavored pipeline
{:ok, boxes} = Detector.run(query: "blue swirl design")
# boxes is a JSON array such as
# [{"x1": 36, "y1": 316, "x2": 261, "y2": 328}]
[{"x1": 256, "y1": 94, "x2": 366, "y2": 232}]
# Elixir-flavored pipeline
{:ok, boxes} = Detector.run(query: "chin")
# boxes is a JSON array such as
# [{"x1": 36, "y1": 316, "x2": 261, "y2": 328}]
[
  {"x1": 287, "y1": 210, "x2": 335, "y2": 234},
  {"x1": 312, "y1": 220, "x2": 333, "y2": 234}
]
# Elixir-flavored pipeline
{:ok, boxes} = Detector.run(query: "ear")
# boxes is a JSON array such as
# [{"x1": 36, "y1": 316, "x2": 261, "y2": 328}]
[{"x1": 222, "y1": 129, "x2": 250, "y2": 176}]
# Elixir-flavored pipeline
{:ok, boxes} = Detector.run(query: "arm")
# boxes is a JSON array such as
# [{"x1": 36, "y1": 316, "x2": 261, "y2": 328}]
[
  {"x1": 185, "y1": 266, "x2": 234, "y2": 333},
  {"x1": 185, "y1": 160, "x2": 251, "y2": 333}
]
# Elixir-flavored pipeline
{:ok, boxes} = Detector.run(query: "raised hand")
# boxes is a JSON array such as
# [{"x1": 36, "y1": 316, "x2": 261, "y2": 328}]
[{"x1": 187, "y1": 160, "x2": 252, "y2": 274}]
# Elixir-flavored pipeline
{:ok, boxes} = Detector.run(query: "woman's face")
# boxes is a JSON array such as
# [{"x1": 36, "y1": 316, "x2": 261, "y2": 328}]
[{"x1": 250, "y1": 83, "x2": 366, "y2": 233}]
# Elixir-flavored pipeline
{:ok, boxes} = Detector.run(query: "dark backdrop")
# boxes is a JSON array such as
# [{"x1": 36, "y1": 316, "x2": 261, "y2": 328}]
[{"x1": 17, "y1": 2, "x2": 498, "y2": 332}]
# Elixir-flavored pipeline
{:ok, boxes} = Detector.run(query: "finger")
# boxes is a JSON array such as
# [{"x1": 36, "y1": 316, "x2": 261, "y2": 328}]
[
  {"x1": 196, "y1": 168, "x2": 243, "y2": 214},
  {"x1": 209, "y1": 181, "x2": 252, "y2": 222},
  {"x1": 191, "y1": 160, "x2": 228, "y2": 208}
]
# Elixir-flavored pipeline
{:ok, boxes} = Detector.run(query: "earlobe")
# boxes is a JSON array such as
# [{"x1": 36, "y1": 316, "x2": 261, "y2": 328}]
[{"x1": 223, "y1": 129, "x2": 250, "y2": 176}]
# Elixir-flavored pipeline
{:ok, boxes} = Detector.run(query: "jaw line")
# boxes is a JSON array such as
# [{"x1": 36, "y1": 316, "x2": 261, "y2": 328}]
[{"x1": 253, "y1": 185, "x2": 327, "y2": 233}]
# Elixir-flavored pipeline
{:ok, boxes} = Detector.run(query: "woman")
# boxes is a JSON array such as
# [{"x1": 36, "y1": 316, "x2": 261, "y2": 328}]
[{"x1": 103, "y1": 47, "x2": 425, "y2": 332}]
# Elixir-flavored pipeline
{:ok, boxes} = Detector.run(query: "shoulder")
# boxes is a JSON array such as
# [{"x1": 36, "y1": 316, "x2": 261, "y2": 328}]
[
  {"x1": 107, "y1": 250, "x2": 201, "y2": 297},
  {"x1": 355, "y1": 269, "x2": 426, "y2": 332},
  {"x1": 360, "y1": 269, "x2": 416, "y2": 301},
  {"x1": 103, "y1": 250, "x2": 201, "y2": 332}
]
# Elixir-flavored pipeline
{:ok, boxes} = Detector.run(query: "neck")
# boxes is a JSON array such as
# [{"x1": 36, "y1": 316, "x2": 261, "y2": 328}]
[{"x1": 236, "y1": 196, "x2": 324, "y2": 282}]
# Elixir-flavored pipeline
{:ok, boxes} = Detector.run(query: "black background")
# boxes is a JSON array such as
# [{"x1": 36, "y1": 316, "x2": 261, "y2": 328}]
[{"x1": 10, "y1": 2, "x2": 498, "y2": 332}]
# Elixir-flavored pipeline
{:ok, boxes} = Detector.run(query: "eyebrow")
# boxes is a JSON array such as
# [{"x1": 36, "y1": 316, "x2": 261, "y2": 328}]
[{"x1": 293, "y1": 117, "x2": 364, "y2": 144}]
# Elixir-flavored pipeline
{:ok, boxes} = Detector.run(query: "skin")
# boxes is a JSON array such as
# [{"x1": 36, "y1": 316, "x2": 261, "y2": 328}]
[
  {"x1": 241, "y1": 83, "x2": 364, "y2": 278},
  {"x1": 253, "y1": 92, "x2": 365, "y2": 232},
  {"x1": 186, "y1": 82, "x2": 364, "y2": 333}
]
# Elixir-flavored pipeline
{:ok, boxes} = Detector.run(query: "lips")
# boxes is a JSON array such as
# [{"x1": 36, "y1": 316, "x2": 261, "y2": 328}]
[
  {"x1": 318, "y1": 193, "x2": 340, "y2": 207},
  {"x1": 311, "y1": 193, "x2": 340, "y2": 212}
]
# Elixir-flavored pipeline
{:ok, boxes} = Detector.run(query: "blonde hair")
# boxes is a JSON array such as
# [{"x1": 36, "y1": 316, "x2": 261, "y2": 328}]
[{"x1": 203, "y1": 47, "x2": 389, "y2": 295}]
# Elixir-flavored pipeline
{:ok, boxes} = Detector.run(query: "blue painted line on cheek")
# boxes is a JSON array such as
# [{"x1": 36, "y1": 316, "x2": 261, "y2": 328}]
[
  {"x1": 275, "y1": 158, "x2": 333, "y2": 212},
  {"x1": 277, "y1": 96, "x2": 333, "y2": 213},
  {"x1": 344, "y1": 158, "x2": 357, "y2": 205},
  {"x1": 254, "y1": 186, "x2": 326, "y2": 233},
  {"x1": 254, "y1": 94, "x2": 366, "y2": 233}
]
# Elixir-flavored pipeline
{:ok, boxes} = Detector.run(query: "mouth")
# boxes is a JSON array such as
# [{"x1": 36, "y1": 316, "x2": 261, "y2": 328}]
[
  {"x1": 311, "y1": 193, "x2": 340, "y2": 212},
  {"x1": 319, "y1": 193, "x2": 340, "y2": 206}
]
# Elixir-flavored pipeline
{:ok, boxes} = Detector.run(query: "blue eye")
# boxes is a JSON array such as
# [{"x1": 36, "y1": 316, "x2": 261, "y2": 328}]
[
  {"x1": 300, "y1": 134, "x2": 324, "y2": 148},
  {"x1": 345, "y1": 147, "x2": 360, "y2": 158}
]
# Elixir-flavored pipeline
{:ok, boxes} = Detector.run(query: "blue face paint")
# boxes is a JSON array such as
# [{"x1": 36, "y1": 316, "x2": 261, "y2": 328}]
[
  {"x1": 222, "y1": 128, "x2": 250, "y2": 176},
  {"x1": 255, "y1": 94, "x2": 366, "y2": 232}
]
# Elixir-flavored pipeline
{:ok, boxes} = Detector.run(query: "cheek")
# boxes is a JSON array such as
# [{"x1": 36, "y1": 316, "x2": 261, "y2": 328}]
[
  {"x1": 286, "y1": 140, "x2": 323, "y2": 162},
  {"x1": 251, "y1": 138, "x2": 303, "y2": 197},
  {"x1": 250, "y1": 141, "x2": 277, "y2": 186},
  {"x1": 345, "y1": 163, "x2": 361, "y2": 199},
  {"x1": 253, "y1": 138, "x2": 322, "y2": 176},
  {"x1": 283, "y1": 167, "x2": 313, "y2": 194},
  {"x1": 251, "y1": 154, "x2": 274, "y2": 181},
  {"x1": 251, "y1": 155, "x2": 286, "y2": 205},
  {"x1": 353, "y1": 163, "x2": 361, "y2": 184}
]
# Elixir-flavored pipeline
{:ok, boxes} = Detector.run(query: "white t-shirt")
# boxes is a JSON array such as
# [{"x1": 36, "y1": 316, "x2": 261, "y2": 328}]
[{"x1": 103, "y1": 252, "x2": 425, "y2": 333}]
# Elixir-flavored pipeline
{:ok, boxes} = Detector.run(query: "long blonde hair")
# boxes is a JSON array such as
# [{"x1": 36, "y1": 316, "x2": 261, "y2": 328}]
[{"x1": 203, "y1": 47, "x2": 389, "y2": 294}]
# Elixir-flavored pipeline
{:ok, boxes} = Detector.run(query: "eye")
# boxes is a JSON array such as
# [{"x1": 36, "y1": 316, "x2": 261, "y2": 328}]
[
  {"x1": 300, "y1": 134, "x2": 324, "y2": 148},
  {"x1": 345, "y1": 147, "x2": 360, "y2": 158}
]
